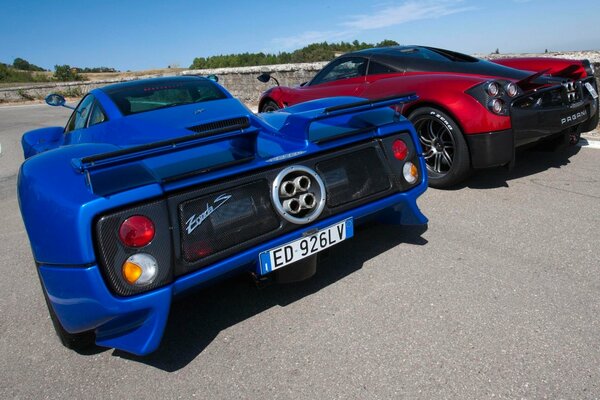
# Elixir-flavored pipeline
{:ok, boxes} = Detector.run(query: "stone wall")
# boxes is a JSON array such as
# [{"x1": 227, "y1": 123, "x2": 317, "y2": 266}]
[
  {"x1": 2, "y1": 61, "x2": 599, "y2": 113},
  {"x1": 181, "y1": 62, "x2": 328, "y2": 106}
]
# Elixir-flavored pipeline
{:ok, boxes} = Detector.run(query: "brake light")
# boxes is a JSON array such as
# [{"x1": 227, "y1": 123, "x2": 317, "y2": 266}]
[
  {"x1": 488, "y1": 98, "x2": 504, "y2": 114},
  {"x1": 119, "y1": 215, "x2": 155, "y2": 247},
  {"x1": 486, "y1": 81, "x2": 500, "y2": 97},
  {"x1": 392, "y1": 139, "x2": 408, "y2": 160}
]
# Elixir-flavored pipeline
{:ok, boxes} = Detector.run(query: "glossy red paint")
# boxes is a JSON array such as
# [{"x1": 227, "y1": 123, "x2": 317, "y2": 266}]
[
  {"x1": 261, "y1": 71, "x2": 511, "y2": 134},
  {"x1": 493, "y1": 58, "x2": 588, "y2": 79}
]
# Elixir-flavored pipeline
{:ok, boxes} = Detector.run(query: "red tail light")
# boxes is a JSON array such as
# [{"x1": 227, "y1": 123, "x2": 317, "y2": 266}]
[
  {"x1": 392, "y1": 139, "x2": 408, "y2": 160},
  {"x1": 119, "y1": 215, "x2": 155, "y2": 247}
]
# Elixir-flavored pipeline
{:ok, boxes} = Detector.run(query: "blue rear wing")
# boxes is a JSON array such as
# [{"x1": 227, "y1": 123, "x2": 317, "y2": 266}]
[
  {"x1": 278, "y1": 93, "x2": 418, "y2": 143},
  {"x1": 71, "y1": 118, "x2": 258, "y2": 196}
]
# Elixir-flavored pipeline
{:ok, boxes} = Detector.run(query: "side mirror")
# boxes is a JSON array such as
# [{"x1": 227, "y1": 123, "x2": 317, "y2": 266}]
[
  {"x1": 257, "y1": 73, "x2": 280, "y2": 86},
  {"x1": 206, "y1": 74, "x2": 219, "y2": 82},
  {"x1": 45, "y1": 93, "x2": 75, "y2": 110},
  {"x1": 45, "y1": 93, "x2": 66, "y2": 107},
  {"x1": 257, "y1": 73, "x2": 271, "y2": 83}
]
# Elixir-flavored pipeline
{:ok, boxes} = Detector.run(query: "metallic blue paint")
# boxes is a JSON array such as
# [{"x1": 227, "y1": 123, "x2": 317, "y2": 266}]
[{"x1": 18, "y1": 76, "x2": 428, "y2": 355}]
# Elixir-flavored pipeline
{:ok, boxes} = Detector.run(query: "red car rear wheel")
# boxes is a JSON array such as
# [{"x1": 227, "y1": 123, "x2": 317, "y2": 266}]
[{"x1": 409, "y1": 107, "x2": 471, "y2": 188}]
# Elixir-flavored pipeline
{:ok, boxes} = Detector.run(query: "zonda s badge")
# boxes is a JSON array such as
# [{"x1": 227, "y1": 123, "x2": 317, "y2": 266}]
[{"x1": 185, "y1": 193, "x2": 231, "y2": 234}]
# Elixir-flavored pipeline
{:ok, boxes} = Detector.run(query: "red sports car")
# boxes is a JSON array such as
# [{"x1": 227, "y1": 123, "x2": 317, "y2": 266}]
[{"x1": 257, "y1": 46, "x2": 599, "y2": 187}]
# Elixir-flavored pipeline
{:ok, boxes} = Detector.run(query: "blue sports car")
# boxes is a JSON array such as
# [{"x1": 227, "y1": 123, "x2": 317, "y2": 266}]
[{"x1": 18, "y1": 76, "x2": 428, "y2": 355}]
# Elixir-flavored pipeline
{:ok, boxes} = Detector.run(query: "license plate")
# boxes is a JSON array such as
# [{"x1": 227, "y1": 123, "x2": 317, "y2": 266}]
[
  {"x1": 585, "y1": 82, "x2": 598, "y2": 99},
  {"x1": 259, "y1": 218, "x2": 353, "y2": 274}
]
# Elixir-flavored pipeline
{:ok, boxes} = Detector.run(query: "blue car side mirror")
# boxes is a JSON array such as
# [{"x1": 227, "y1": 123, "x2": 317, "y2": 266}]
[
  {"x1": 206, "y1": 74, "x2": 219, "y2": 82},
  {"x1": 45, "y1": 93, "x2": 75, "y2": 109},
  {"x1": 45, "y1": 93, "x2": 66, "y2": 107}
]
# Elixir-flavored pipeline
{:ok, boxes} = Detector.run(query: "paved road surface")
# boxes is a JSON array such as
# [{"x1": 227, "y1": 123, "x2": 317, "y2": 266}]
[{"x1": 1, "y1": 104, "x2": 600, "y2": 399}]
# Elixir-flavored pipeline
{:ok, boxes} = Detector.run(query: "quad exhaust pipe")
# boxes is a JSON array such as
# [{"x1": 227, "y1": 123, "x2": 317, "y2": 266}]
[
  {"x1": 282, "y1": 193, "x2": 316, "y2": 215},
  {"x1": 280, "y1": 175, "x2": 311, "y2": 197},
  {"x1": 299, "y1": 193, "x2": 316, "y2": 209},
  {"x1": 283, "y1": 198, "x2": 301, "y2": 214},
  {"x1": 293, "y1": 175, "x2": 311, "y2": 192}
]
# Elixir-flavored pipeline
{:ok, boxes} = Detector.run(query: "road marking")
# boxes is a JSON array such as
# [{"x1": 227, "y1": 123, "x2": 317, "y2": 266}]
[{"x1": 579, "y1": 139, "x2": 600, "y2": 149}]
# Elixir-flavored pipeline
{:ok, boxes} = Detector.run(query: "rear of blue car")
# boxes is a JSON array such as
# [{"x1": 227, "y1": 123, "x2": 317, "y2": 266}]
[{"x1": 19, "y1": 91, "x2": 428, "y2": 355}]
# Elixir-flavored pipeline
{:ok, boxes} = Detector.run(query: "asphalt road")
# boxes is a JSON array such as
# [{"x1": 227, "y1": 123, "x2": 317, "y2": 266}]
[{"x1": 1, "y1": 104, "x2": 600, "y2": 399}]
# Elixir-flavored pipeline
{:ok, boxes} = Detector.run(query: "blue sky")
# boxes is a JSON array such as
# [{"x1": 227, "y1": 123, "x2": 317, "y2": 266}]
[{"x1": 1, "y1": 0, "x2": 599, "y2": 71}]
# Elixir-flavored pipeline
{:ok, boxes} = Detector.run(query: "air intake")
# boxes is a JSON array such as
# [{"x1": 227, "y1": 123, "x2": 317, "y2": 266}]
[{"x1": 187, "y1": 117, "x2": 250, "y2": 135}]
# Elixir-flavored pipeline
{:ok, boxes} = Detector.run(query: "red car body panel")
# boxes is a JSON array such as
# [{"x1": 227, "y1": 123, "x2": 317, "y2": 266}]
[
  {"x1": 493, "y1": 57, "x2": 588, "y2": 80},
  {"x1": 259, "y1": 46, "x2": 598, "y2": 175}
]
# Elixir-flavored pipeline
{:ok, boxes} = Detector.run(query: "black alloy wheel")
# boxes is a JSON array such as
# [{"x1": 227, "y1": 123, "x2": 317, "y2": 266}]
[
  {"x1": 408, "y1": 107, "x2": 471, "y2": 188},
  {"x1": 261, "y1": 100, "x2": 280, "y2": 113}
]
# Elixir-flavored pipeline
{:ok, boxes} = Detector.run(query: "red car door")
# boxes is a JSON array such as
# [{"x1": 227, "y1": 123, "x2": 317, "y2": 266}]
[
  {"x1": 361, "y1": 59, "x2": 406, "y2": 99},
  {"x1": 287, "y1": 57, "x2": 369, "y2": 105}
]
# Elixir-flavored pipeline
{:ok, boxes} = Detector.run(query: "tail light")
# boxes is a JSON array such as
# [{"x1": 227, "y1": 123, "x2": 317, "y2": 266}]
[
  {"x1": 392, "y1": 139, "x2": 408, "y2": 160},
  {"x1": 96, "y1": 200, "x2": 172, "y2": 296},
  {"x1": 467, "y1": 80, "x2": 519, "y2": 117},
  {"x1": 486, "y1": 81, "x2": 500, "y2": 97},
  {"x1": 488, "y1": 98, "x2": 504, "y2": 114},
  {"x1": 119, "y1": 215, "x2": 155, "y2": 247},
  {"x1": 505, "y1": 82, "x2": 519, "y2": 98},
  {"x1": 403, "y1": 162, "x2": 418, "y2": 184},
  {"x1": 122, "y1": 253, "x2": 158, "y2": 285}
]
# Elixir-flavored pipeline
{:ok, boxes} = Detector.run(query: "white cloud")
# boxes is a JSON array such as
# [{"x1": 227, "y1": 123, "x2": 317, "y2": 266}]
[
  {"x1": 343, "y1": 1, "x2": 475, "y2": 30},
  {"x1": 271, "y1": 1, "x2": 474, "y2": 50},
  {"x1": 271, "y1": 30, "x2": 351, "y2": 50}
]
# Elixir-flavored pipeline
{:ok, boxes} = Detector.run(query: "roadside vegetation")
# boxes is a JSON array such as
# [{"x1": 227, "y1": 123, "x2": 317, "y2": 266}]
[
  {"x1": 190, "y1": 40, "x2": 399, "y2": 69},
  {"x1": 1, "y1": 57, "x2": 118, "y2": 84}
]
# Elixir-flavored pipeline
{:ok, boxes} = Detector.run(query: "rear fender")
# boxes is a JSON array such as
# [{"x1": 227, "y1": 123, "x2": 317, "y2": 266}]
[
  {"x1": 366, "y1": 74, "x2": 511, "y2": 134},
  {"x1": 22, "y1": 127, "x2": 64, "y2": 159}
]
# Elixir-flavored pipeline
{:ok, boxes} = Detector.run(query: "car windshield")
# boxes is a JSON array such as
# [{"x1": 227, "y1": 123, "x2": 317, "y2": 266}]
[{"x1": 105, "y1": 79, "x2": 227, "y2": 116}]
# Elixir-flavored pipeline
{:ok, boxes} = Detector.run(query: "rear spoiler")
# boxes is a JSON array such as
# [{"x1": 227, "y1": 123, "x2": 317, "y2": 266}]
[
  {"x1": 517, "y1": 68, "x2": 551, "y2": 86},
  {"x1": 278, "y1": 93, "x2": 418, "y2": 143},
  {"x1": 72, "y1": 117, "x2": 257, "y2": 196}
]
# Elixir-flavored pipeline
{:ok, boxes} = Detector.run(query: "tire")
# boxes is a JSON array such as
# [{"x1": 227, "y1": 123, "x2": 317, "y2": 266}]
[
  {"x1": 260, "y1": 100, "x2": 280, "y2": 113},
  {"x1": 408, "y1": 107, "x2": 471, "y2": 188},
  {"x1": 41, "y1": 285, "x2": 96, "y2": 352}
]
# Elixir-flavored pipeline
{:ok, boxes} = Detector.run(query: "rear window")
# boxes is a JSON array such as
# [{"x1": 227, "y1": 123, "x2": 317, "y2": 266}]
[{"x1": 106, "y1": 79, "x2": 227, "y2": 116}]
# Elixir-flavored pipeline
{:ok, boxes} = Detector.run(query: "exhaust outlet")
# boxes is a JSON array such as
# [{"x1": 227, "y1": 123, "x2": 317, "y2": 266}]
[
  {"x1": 293, "y1": 175, "x2": 311, "y2": 192},
  {"x1": 299, "y1": 193, "x2": 316, "y2": 210},
  {"x1": 283, "y1": 198, "x2": 301, "y2": 214},
  {"x1": 280, "y1": 181, "x2": 296, "y2": 197}
]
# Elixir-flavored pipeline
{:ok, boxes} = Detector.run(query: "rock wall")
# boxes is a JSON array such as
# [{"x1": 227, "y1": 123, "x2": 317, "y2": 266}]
[
  {"x1": 1, "y1": 61, "x2": 598, "y2": 113},
  {"x1": 181, "y1": 62, "x2": 327, "y2": 106}
]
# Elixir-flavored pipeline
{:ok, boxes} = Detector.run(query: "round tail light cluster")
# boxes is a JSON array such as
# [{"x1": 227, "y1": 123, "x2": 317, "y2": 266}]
[
  {"x1": 392, "y1": 139, "x2": 408, "y2": 160},
  {"x1": 117, "y1": 215, "x2": 158, "y2": 286},
  {"x1": 505, "y1": 82, "x2": 519, "y2": 98},
  {"x1": 488, "y1": 98, "x2": 504, "y2": 114},
  {"x1": 119, "y1": 215, "x2": 155, "y2": 247},
  {"x1": 486, "y1": 81, "x2": 500, "y2": 97},
  {"x1": 122, "y1": 253, "x2": 158, "y2": 286}
]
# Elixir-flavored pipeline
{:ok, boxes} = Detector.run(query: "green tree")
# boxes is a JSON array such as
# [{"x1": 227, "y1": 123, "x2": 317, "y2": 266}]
[
  {"x1": 189, "y1": 39, "x2": 401, "y2": 69},
  {"x1": 13, "y1": 57, "x2": 45, "y2": 71},
  {"x1": 54, "y1": 65, "x2": 84, "y2": 81}
]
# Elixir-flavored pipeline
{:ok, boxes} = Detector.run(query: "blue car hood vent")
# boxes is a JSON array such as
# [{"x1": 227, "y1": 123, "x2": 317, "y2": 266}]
[{"x1": 187, "y1": 116, "x2": 250, "y2": 135}]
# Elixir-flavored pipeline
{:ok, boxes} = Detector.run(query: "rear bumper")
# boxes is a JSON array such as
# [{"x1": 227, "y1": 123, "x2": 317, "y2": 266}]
[
  {"x1": 39, "y1": 182, "x2": 428, "y2": 356},
  {"x1": 466, "y1": 81, "x2": 598, "y2": 169},
  {"x1": 510, "y1": 96, "x2": 598, "y2": 147}
]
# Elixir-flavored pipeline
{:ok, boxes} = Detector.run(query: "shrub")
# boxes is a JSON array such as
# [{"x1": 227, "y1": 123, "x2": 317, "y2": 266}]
[{"x1": 54, "y1": 65, "x2": 85, "y2": 82}]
